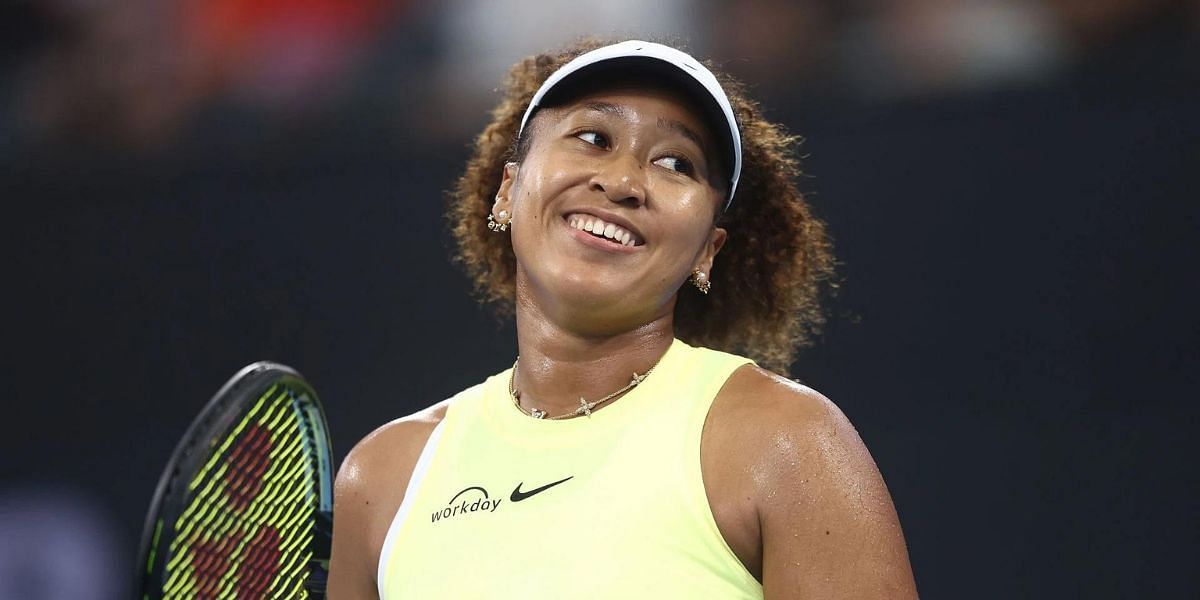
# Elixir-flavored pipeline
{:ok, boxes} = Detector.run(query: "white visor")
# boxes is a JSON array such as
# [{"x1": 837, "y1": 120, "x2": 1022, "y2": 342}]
[{"x1": 517, "y1": 40, "x2": 742, "y2": 209}]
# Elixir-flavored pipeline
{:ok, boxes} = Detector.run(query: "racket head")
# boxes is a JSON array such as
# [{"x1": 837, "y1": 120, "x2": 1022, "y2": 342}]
[{"x1": 136, "y1": 362, "x2": 333, "y2": 599}]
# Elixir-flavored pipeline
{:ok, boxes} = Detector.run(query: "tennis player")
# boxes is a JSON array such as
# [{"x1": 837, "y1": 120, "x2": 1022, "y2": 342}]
[{"x1": 328, "y1": 39, "x2": 918, "y2": 599}]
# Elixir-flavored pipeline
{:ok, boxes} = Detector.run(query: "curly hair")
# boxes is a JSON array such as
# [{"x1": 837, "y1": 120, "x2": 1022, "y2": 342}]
[{"x1": 447, "y1": 39, "x2": 836, "y2": 373}]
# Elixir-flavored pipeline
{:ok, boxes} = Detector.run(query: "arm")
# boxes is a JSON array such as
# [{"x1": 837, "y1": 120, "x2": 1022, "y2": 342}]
[
  {"x1": 327, "y1": 444, "x2": 381, "y2": 599},
  {"x1": 728, "y1": 369, "x2": 918, "y2": 599},
  {"x1": 327, "y1": 404, "x2": 448, "y2": 599}
]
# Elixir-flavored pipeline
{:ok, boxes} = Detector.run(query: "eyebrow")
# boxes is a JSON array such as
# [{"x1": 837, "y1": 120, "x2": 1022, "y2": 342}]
[
  {"x1": 577, "y1": 101, "x2": 710, "y2": 153},
  {"x1": 581, "y1": 101, "x2": 627, "y2": 117},
  {"x1": 656, "y1": 117, "x2": 708, "y2": 154}
]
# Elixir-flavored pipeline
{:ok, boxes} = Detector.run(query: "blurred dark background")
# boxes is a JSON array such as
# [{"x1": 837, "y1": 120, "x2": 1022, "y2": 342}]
[{"x1": 3, "y1": 0, "x2": 1198, "y2": 598}]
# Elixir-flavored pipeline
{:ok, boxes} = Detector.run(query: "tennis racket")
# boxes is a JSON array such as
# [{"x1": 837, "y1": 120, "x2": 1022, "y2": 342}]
[{"x1": 136, "y1": 362, "x2": 334, "y2": 599}]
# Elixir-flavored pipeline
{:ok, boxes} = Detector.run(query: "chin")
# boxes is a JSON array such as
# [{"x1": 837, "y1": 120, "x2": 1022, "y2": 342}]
[
  {"x1": 517, "y1": 258, "x2": 667, "y2": 328},
  {"x1": 553, "y1": 278, "x2": 632, "y2": 311},
  {"x1": 539, "y1": 275, "x2": 647, "y2": 327}
]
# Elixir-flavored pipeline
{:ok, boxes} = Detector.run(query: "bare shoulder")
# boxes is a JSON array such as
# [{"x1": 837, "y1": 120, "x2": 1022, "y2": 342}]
[
  {"x1": 338, "y1": 399, "x2": 451, "y2": 498},
  {"x1": 712, "y1": 365, "x2": 918, "y2": 598},
  {"x1": 326, "y1": 400, "x2": 451, "y2": 599},
  {"x1": 711, "y1": 364, "x2": 878, "y2": 515},
  {"x1": 718, "y1": 364, "x2": 843, "y2": 428},
  {"x1": 715, "y1": 365, "x2": 865, "y2": 465}
]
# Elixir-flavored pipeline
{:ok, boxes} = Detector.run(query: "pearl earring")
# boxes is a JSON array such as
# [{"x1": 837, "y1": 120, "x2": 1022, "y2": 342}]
[
  {"x1": 487, "y1": 209, "x2": 511, "y2": 232},
  {"x1": 690, "y1": 270, "x2": 711, "y2": 294}
]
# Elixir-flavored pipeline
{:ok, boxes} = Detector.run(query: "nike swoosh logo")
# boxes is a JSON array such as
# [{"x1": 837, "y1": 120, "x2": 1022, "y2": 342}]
[{"x1": 510, "y1": 476, "x2": 573, "y2": 502}]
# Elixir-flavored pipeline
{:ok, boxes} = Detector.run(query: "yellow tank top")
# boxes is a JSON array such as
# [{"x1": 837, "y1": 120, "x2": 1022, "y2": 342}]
[{"x1": 377, "y1": 338, "x2": 763, "y2": 599}]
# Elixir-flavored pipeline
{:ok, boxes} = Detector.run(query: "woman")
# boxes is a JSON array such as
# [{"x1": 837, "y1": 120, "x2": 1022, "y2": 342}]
[{"x1": 329, "y1": 40, "x2": 918, "y2": 598}]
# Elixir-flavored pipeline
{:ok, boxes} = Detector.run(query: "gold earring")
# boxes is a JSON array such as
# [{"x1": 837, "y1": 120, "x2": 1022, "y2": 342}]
[
  {"x1": 690, "y1": 270, "x2": 711, "y2": 294},
  {"x1": 487, "y1": 209, "x2": 511, "y2": 232}
]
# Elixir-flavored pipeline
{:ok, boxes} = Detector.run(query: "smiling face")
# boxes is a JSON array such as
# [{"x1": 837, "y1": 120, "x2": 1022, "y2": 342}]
[{"x1": 493, "y1": 85, "x2": 728, "y2": 333}]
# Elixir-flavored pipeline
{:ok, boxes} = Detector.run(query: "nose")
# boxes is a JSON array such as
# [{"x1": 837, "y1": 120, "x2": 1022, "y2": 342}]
[{"x1": 589, "y1": 153, "x2": 646, "y2": 207}]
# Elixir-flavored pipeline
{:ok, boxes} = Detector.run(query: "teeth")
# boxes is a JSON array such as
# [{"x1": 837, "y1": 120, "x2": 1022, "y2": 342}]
[{"x1": 568, "y1": 214, "x2": 639, "y2": 247}]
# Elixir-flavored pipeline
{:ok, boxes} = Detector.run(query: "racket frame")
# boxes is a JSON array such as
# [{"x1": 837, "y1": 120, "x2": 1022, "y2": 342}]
[{"x1": 135, "y1": 361, "x2": 333, "y2": 599}]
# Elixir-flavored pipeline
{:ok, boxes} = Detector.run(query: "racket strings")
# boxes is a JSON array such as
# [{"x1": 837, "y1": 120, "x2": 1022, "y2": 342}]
[{"x1": 160, "y1": 384, "x2": 321, "y2": 599}]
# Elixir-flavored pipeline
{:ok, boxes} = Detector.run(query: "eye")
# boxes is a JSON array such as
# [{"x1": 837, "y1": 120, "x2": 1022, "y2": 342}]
[
  {"x1": 653, "y1": 155, "x2": 695, "y2": 176},
  {"x1": 575, "y1": 131, "x2": 610, "y2": 149}
]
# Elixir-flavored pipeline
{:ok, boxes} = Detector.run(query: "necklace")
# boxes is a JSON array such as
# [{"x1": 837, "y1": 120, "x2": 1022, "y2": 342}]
[{"x1": 507, "y1": 354, "x2": 664, "y2": 420}]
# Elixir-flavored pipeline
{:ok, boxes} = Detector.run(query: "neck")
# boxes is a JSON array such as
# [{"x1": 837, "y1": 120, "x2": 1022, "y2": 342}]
[{"x1": 511, "y1": 294, "x2": 675, "y2": 418}]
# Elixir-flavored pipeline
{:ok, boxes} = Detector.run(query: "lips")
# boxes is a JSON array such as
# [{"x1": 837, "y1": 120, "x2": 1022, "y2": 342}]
[{"x1": 564, "y1": 212, "x2": 644, "y2": 247}]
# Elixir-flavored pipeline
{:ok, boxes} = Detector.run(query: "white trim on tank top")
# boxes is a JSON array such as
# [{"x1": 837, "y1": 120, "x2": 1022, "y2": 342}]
[{"x1": 376, "y1": 417, "x2": 448, "y2": 600}]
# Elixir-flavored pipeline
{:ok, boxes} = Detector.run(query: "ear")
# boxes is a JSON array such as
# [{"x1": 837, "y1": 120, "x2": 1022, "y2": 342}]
[
  {"x1": 492, "y1": 162, "x2": 519, "y2": 216},
  {"x1": 694, "y1": 226, "x2": 728, "y2": 276}
]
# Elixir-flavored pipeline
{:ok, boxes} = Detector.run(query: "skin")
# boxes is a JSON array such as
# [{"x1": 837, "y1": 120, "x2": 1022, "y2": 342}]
[{"x1": 328, "y1": 86, "x2": 918, "y2": 599}]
